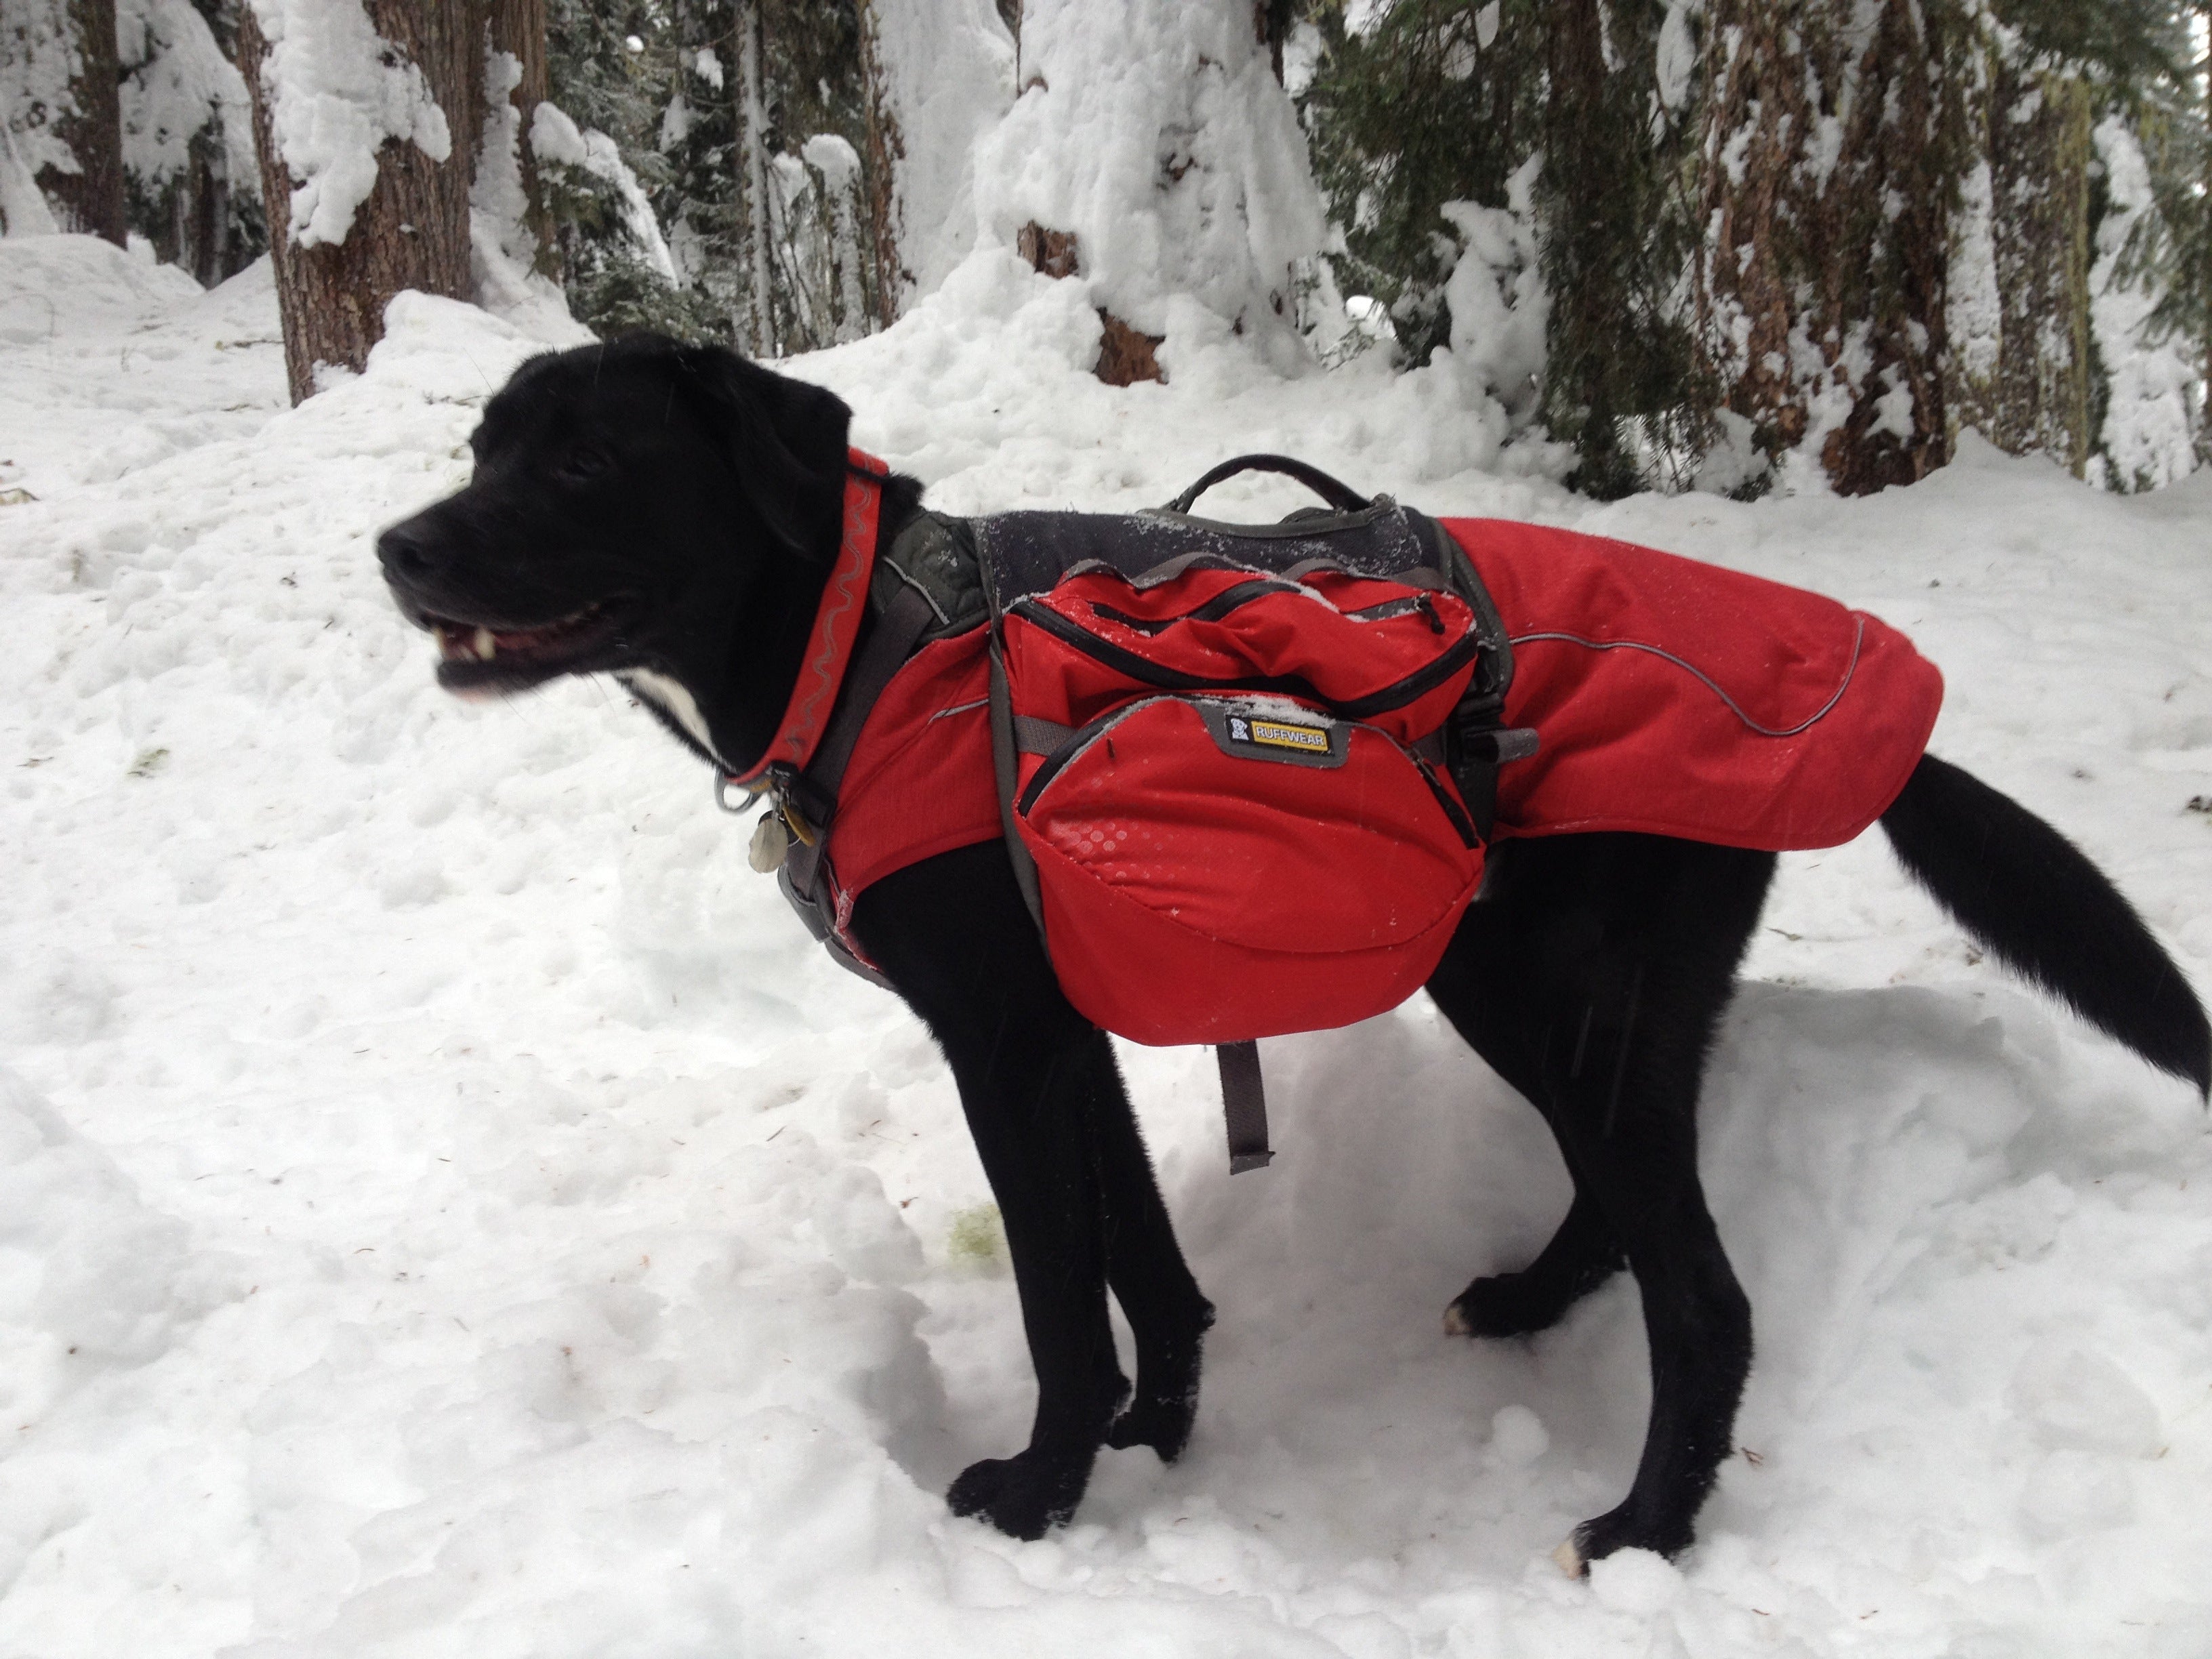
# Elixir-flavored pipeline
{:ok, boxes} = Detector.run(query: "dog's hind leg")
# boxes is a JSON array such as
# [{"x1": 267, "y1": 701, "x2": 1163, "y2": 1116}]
[
  {"x1": 855, "y1": 842, "x2": 1195, "y2": 1538},
  {"x1": 1096, "y1": 1088, "x2": 1216, "y2": 1462},
  {"x1": 1432, "y1": 833, "x2": 1776, "y2": 1568}
]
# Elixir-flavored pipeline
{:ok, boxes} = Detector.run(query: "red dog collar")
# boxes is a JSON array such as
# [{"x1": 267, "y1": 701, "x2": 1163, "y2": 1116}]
[{"x1": 721, "y1": 447, "x2": 888, "y2": 796}]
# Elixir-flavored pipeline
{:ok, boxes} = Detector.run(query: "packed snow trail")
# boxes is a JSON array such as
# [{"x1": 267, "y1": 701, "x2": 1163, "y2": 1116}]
[{"x1": 2, "y1": 235, "x2": 2210, "y2": 1658}]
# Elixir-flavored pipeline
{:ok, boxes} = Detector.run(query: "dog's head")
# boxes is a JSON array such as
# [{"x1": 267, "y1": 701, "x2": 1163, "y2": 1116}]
[{"x1": 376, "y1": 335, "x2": 853, "y2": 724}]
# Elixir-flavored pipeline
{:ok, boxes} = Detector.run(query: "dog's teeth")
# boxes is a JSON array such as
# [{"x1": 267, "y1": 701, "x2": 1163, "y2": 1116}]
[
  {"x1": 474, "y1": 627, "x2": 497, "y2": 659},
  {"x1": 434, "y1": 625, "x2": 454, "y2": 655}
]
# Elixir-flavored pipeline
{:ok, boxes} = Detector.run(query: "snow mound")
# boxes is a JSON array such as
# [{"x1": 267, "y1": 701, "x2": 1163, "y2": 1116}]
[
  {"x1": 974, "y1": 0, "x2": 1325, "y2": 346},
  {"x1": 0, "y1": 236, "x2": 282, "y2": 500},
  {"x1": 865, "y1": 0, "x2": 1016, "y2": 303},
  {"x1": 0, "y1": 1068, "x2": 220, "y2": 1411},
  {"x1": 1, "y1": 225, "x2": 2209, "y2": 1656}
]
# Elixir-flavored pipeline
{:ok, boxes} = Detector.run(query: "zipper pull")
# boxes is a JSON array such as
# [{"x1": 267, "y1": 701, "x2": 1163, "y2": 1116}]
[{"x1": 1419, "y1": 594, "x2": 1444, "y2": 634}]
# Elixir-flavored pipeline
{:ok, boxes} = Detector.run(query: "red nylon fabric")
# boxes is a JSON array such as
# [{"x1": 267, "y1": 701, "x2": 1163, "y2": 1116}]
[
  {"x1": 1012, "y1": 696, "x2": 1482, "y2": 1042},
  {"x1": 821, "y1": 514, "x2": 1944, "y2": 951},
  {"x1": 822, "y1": 629, "x2": 996, "y2": 904},
  {"x1": 1444, "y1": 518, "x2": 1944, "y2": 851}
]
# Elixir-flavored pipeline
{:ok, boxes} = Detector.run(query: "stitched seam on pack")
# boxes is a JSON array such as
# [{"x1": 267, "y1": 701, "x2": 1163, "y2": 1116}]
[{"x1": 1507, "y1": 615, "x2": 1866, "y2": 739}]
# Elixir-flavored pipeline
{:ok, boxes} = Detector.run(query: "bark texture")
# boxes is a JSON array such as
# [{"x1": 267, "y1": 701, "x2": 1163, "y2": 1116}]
[
  {"x1": 857, "y1": 0, "x2": 907, "y2": 329},
  {"x1": 488, "y1": 0, "x2": 558, "y2": 277},
  {"x1": 239, "y1": 1, "x2": 480, "y2": 405},
  {"x1": 1695, "y1": 0, "x2": 1969, "y2": 495},
  {"x1": 139, "y1": 126, "x2": 258, "y2": 285},
  {"x1": 1540, "y1": 0, "x2": 1637, "y2": 495},
  {"x1": 1987, "y1": 63, "x2": 2091, "y2": 474}
]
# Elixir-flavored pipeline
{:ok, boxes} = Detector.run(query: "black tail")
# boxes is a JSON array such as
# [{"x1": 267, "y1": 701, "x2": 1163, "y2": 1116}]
[{"x1": 1879, "y1": 754, "x2": 2209, "y2": 1098}]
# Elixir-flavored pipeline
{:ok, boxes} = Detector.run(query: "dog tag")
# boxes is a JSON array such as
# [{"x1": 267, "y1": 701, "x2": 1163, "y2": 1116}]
[{"x1": 748, "y1": 809, "x2": 790, "y2": 873}]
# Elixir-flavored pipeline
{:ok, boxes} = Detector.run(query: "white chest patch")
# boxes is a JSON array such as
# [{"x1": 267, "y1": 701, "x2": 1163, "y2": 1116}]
[{"x1": 621, "y1": 670, "x2": 723, "y2": 763}]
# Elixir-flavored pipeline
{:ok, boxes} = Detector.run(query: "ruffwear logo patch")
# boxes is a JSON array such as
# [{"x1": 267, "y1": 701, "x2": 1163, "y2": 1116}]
[{"x1": 1227, "y1": 714, "x2": 1331, "y2": 754}]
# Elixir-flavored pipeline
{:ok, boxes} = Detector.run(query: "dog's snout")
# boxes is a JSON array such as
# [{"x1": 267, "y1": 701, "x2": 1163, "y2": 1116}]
[{"x1": 377, "y1": 519, "x2": 441, "y2": 581}]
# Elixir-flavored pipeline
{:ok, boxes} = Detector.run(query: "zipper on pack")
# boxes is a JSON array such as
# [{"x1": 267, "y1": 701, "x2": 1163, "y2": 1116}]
[
  {"x1": 1008, "y1": 596, "x2": 1484, "y2": 719},
  {"x1": 1087, "y1": 577, "x2": 1300, "y2": 636}
]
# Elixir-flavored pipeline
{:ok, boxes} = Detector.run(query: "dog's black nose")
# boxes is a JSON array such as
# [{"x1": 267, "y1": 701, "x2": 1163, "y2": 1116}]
[{"x1": 377, "y1": 520, "x2": 438, "y2": 581}]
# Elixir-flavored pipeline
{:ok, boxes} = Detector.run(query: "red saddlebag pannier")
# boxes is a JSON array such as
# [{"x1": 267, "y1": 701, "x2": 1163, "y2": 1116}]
[{"x1": 975, "y1": 457, "x2": 1520, "y2": 1047}]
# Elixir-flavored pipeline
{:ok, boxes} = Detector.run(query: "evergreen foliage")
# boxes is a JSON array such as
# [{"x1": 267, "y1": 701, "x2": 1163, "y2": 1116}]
[
  {"x1": 1300, "y1": 0, "x2": 2209, "y2": 493},
  {"x1": 1536, "y1": 0, "x2": 1703, "y2": 497},
  {"x1": 1298, "y1": 1, "x2": 1546, "y2": 368},
  {"x1": 520, "y1": 0, "x2": 2211, "y2": 491},
  {"x1": 541, "y1": 0, "x2": 886, "y2": 353},
  {"x1": 544, "y1": 0, "x2": 714, "y2": 340},
  {"x1": 2098, "y1": 3, "x2": 2212, "y2": 457}
]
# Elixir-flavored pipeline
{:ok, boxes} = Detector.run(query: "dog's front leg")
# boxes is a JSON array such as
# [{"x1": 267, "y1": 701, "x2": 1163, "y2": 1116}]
[
  {"x1": 939, "y1": 1023, "x2": 1132, "y2": 1536},
  {"x1": 853, "y1": 844, "x2": 1140, "y2": 1538}
]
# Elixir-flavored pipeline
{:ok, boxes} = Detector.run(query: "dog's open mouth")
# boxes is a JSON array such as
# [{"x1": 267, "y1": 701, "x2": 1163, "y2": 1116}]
[{"x1": 421, "y1": 600, "x2": 630, "y2": 692}]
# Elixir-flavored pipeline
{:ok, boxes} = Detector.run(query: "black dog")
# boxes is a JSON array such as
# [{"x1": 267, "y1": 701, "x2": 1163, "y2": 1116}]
[{"x1": 377, "y1": 336, "x2": 2211, "y2": 1570}]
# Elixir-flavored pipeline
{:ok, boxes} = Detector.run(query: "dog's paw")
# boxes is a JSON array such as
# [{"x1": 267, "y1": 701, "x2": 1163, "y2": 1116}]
[
  {"x1": 1107, "y1": 1304, "x2": 1210, "y2": 1461},
  {"x1": 947, "y1": 1448, "x2": 1094, "y2": 1540},
  {"x1": 1105, "y1": 1387, "x2": 1197, "y2": 1462},
  {"x1": 1555, "y1": 1504, "x2": 1693, "y2": 1575},
  {"x1": 1445, "y1": 1268, "x2": 1591, "y2": 1338}
]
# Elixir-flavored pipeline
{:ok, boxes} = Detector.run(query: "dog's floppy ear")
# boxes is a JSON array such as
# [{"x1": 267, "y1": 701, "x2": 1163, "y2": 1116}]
[{"x1": 678, "y1": 344, "x2": 853, "y2": 560}]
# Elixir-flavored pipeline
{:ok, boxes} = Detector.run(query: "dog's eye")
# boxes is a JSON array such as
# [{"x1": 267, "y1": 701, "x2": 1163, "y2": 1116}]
[{"x1": 558, "y1": 445, "x2": 612, "y2": 484}]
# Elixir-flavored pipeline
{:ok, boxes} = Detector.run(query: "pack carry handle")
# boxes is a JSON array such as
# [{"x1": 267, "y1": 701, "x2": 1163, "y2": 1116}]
[{"x1": 1166, "y1": 453, "x2": 1374, "y2": 516}]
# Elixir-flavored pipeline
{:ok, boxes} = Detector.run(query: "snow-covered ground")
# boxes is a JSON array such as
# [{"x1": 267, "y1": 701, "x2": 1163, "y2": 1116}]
[{"x1": 3, "y1": 233, "x2": 2209, "y2": 1658}]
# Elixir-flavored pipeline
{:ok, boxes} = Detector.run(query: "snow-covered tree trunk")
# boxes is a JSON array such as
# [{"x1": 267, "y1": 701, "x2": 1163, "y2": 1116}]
[
  {"x1": 117, "y1": 0, "x2": 266, "y2": 285},
  {"x1": 1, "y1": 0, "x2": 129, "y2": 243},
  {"x1": 854, "y1": 3, "x2": 907, "y2": 329},
  {"x1": 736, "y1": 0, "x2": 769, "y2": 352},
  {"x1": 973, "y1": 0, "x2": 1319, "y2": 365},
  {"x1": 1694, "y1": 0, "x2": 1968, "y2": 495},
  {"x1": 487, "y1": 0, "x2": 556, "y2": 277},
  {"x1": 238, "y1": 0, "x2": 480, "y2": 403},
  {"x1": 1986, "y1": 60, "x2": 2091, "y2": 474}
]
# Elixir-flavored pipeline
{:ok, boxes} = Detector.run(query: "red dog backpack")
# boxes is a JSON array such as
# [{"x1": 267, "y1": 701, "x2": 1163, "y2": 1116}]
[
  {"x1": 726, "y1": 456, "x2": 1528, "y2": 1166},
  {"x1": 977, "y1": 474, "x2": 1519, "y2": 1047}
]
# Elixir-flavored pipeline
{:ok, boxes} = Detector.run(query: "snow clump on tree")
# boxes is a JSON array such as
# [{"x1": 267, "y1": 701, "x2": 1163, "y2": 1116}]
[
  {"x1": 243, "y1": 0, "x2": 452, "y2": 248},
  {"x1": 973, "y1": 0, "x2": 1326, "y2": 353}
]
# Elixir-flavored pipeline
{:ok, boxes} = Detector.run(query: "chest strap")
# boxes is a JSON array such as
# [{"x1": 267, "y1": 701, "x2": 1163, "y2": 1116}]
[{"x1": 768, "y1": 578, "x2": 942, "y2": 986}]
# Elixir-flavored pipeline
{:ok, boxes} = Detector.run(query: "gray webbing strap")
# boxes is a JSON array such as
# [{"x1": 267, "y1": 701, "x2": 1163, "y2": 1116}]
[
  {"x1": 1011, "y1": 714, "x2": 1076, "y2": 756},
  {"x1": 987, "y1": 640, "x2": 1048, "y2": 934},
  {"x1": 805, "y1": 581, "x2": 940, "y2": 802},
  {"x1": 1217, "y1": 1041, "x2": 1273, "y2": 1173},
  {"x1": 775, "y1": 581, "x2": 941, "y2": 991}
]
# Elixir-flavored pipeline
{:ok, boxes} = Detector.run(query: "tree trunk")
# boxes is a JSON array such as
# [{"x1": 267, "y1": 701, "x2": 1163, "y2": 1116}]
[
  {"x1": 238, "y1": 1, "x2": 482, "y2": 405},
  {"x1": 1816, "y1": 0, "x2": 1956, "y2": 495},
  {"x1": 1986, "y1": 62, "x2": 2091, "y2": 474},
  {"x1": 1696, "y1": 0, "x2": 1809, "y2": 459},
  {"x1": 155, "y1": 125, "x2": 252, "y2": 285},
  {"x1": 487, "y1": 0, "x2": 558, "y2": 277},
  {"x1": 1, "y1": 0, "x2": 128, "y2": 243},
  {"x1": 1695, "y1": 0, "x2": 1966, "y2": 495},
  {"x1": 1542, "y1": 0, "x2": 1636, "y2": 497},
  {"x1": 54, "y1": 0, "x2": 125, "y2": 241},
  {"x1": 736, "y1": 0, "x2": 771, "y2": 352},
  {"x1": 856, "y1": 1, "x2": 905, "y2": 329},
  {"x1": 2198, "y1": 1, "x2": 2211, "y2": 464}
]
